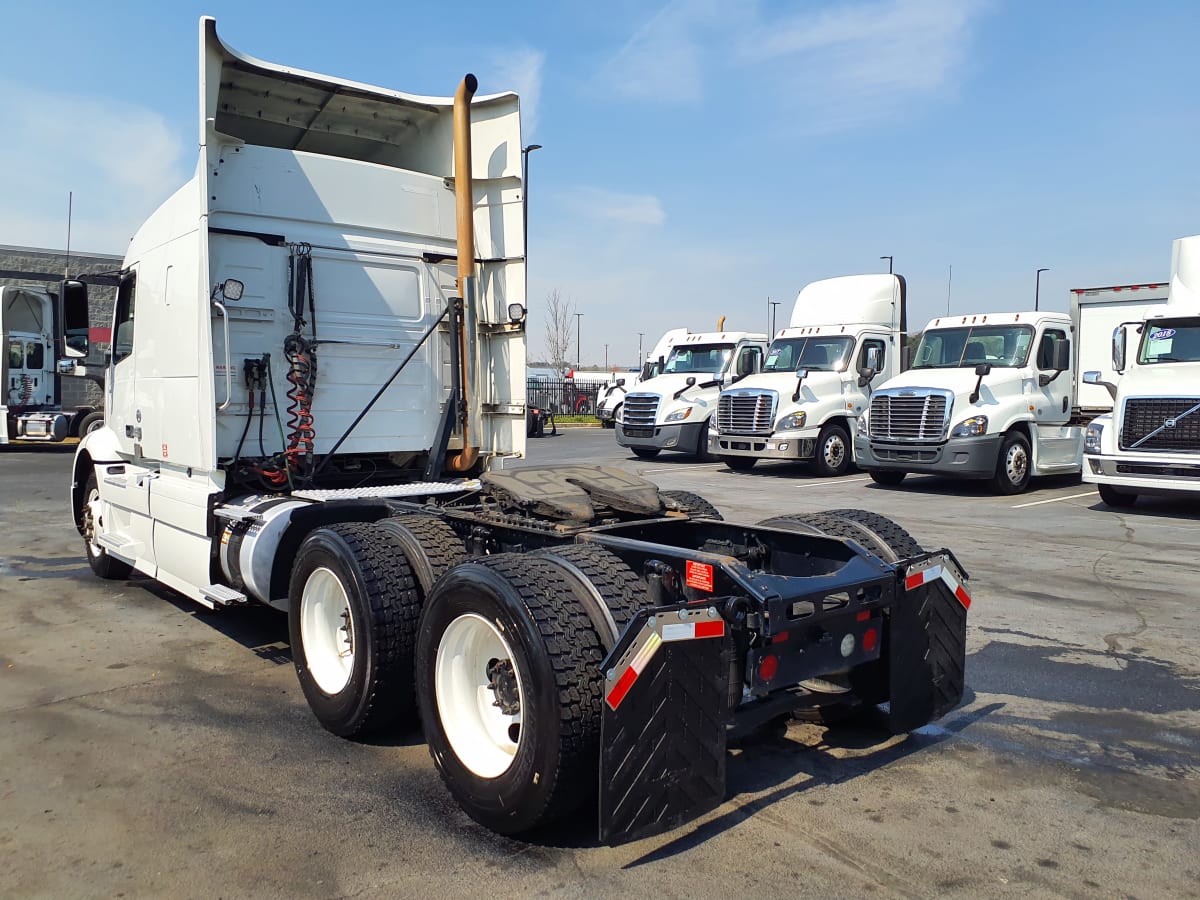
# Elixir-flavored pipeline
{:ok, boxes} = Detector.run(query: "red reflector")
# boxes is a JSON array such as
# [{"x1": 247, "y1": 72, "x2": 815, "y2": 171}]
[
  {"x1": 863, "y1": 627, "x2": 878, "y2": 652},
  {"x1": 694, "y1": 619, "x2": 725, "y2": 639},
  {"x1": 758, "y1": 654, "x2": 778, "y2": 682},
  {"x1": 605, "y1": 667, "x2": 638, "y2": 710},
  {"x1": 856, "y1": 610, "x2": 870, "y2": 622},
  {"x1": 904, "y1": 572, "x2": 924, "y2": 591},
  {"x1": 771, "y1": 630, "x2": 789, "y2": 644},
  {"x1": 955, "y1": 585, "x2": 972, "y2": 609}
]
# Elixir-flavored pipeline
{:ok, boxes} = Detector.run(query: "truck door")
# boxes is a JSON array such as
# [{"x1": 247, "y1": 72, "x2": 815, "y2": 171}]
[
  {"x1": 1034, "y1": 328, "x2": 1071, "y2": 423},
  {"x1": 730, "y1": 343, "x2": 763, "y2": 384},
  {"x1": 107, "y1": 270, "x2": 140, "y2": 458}
]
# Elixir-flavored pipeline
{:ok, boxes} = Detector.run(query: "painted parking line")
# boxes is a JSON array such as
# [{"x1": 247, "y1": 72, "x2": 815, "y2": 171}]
[
  {"x1": 800, "y1": 476, "x2": 872, "y2": 487},
  {"x1": 1012, "y1": 490, "x2": 1098, "y2": 509}
]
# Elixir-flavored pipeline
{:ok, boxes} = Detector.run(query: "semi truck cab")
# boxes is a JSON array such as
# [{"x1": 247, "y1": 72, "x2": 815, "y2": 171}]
[
  {"x1": 855, "y1": 311, "x2": 1079, "y2": 493},
  {"x1": 709, "y1": 274, "x2": 905, "y2": 476},
  {"x1": 615, "y1": 330, "x2": 767, "y2": 459}
]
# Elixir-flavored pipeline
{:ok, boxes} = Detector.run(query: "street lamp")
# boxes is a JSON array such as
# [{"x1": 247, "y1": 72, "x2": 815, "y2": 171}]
[
  {"x1": 604, "y1": 344, "x2": 609, "y2": 369},
  {"x1": 1035, "y1": 267, "x2": 1049, "y2": 311},
  {"x1": 880, "y1": 255, "x2": 893, "y2": 275},
  {"x1": 521, "y1": 144, "x2": 543, "y2": 270},
  {"x1": 768, "y1": 299, "x2": 781, "y2": 336},
  {"x1": 573, "y1": 311, "x2": 583, "y2": 369},
  {"x1": 638, "y1": 332, "x2": 644, "y2": 367}
]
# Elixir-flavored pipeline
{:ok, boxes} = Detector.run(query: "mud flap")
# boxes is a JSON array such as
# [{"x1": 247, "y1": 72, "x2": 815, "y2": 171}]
[
  {"x1": 598, "y1": 608, "x2": 733, "y2": 845},
  {"x1": 886, "y1": 553, "x2": 970, "y2": 734}
]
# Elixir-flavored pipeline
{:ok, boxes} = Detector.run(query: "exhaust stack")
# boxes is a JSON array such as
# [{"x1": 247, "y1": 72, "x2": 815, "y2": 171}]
[{"x1": 446, "y1": 74, "x2": 480, "y2": 473}]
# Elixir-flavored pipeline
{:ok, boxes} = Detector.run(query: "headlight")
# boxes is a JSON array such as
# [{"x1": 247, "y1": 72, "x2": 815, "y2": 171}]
[
  {"x1": 776, "y1": 411, "x2": 807, "y2": 431},
  {"x1": 856, "y1": 413, "x2": 868, "y2": 435},
  {"x1": 950, "y1": 415, "x2": 988, "y2": 438},
  {"x1": 665, "y1": 407, "x2": 693, "y2": 423},
  {"x1": 1085, "y1": 422, "x2": 1104, "y2": 454}
]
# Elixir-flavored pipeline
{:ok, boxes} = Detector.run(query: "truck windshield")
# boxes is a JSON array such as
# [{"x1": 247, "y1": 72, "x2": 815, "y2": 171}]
[
  {"x1": 762, "y1": 336, "x2": 854, "y2": 372},
  {"x1": 1138, "y1": 319, "x2": 1200, "y2": 364},
  {"x1": 662, "y1": 344, "x2": 733, "y2": 375},
  {"x1": 912, "y1": 325, "x2": 1034, "y2": 369}
]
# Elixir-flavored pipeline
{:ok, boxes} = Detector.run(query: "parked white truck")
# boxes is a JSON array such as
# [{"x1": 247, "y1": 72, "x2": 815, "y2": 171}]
[
  {"x1": 709, "y1": 274, "x2": 906, "y2": 476},
  {"x1": 855, "y1": 283, "x2": 1168, "y2": 493},
  {"x1": 596, "y1": 327, "x2": 687, "y2": 427},
  {"x1": 1, "y1": 283, "x2": 103, "y2": 443},
  {"x1": 1083, "y1": 237, "x2": 1200, "y2": 505},
  {"x1": 66, "y1": 17, "x2": 972, "y2": 846},
  {"x1": 616, "y1": 327, "x2": 768, "y2": 458}
]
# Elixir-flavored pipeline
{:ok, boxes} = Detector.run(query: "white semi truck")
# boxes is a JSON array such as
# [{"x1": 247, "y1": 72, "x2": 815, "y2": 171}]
[
  {"x1": 67, "y1": 17, "x2": 972, "y2": 845},
  {"x1": 854, "y1": 284, "x2": 1167, "y2": 493},
  {"x1": 1083, "y1": 236, "x2": 1200, "y2": 505},
  {"x1": 596, "y1": 327, "x2": 687, "y2": 427},
  {"x1": 709, "y1": 274, "x2": 906, "y2": 476},
  {"x1": 615, "y1": 327, "x2": 768, "y2": 458},
  {"x1": 1, "y1": 283, "x2": 103, "y2": 443}
]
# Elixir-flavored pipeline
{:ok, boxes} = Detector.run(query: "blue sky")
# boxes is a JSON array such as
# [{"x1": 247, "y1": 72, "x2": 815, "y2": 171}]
[{"x1": 2, "y1": 1, "x2": 1197, "y2": 367}]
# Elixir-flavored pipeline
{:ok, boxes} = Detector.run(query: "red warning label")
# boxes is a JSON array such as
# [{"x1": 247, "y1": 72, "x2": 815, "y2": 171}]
[{"x1": 685, "y1": 560, "x2": 714, "y2": 592}]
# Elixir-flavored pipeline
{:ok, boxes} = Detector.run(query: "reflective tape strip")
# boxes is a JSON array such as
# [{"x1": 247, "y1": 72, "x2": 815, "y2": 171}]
[
  {"x1": 905, "y1": 562, "x2": 971, "y2": 610},
  {"x1": 605, "y1": 631, "x2": 662, "y2": 710},
  {"x1": 661, "y1": 619, "x2": 725, "y2": 642}
]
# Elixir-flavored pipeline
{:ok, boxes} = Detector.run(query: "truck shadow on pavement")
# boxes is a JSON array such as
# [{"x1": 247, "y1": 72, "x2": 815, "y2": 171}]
[{"x1": 866, "y1": 472, "x2": 1084, "y2": 497}]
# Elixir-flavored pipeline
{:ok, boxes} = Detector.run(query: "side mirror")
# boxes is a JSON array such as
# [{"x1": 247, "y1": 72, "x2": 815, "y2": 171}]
[
  {"x1": 1112, "y1": 326, "x2": 1126, "y2": 373},
  {"x1": 1049, "y1": 339, "x2": 1070, "y2": 372},
  {"x1": 857, "y1": 367, "x2": 877, "y2": 388},
  {"x1": 220, "y1": 278, "x2": 244, "y2": 301},
  {"x1": 686, "y1": 376, "x2": 696, "y2": 387},
  {"x1": 974, "y1": 363, "x2": 992, "y2": 377},
  {"x1": 861, "y1": 346, "x2": 882, "y2": 373},
  {"x1": 794, "y1": 366, "x2": 809, "y2": 379},
  {"x1": 61, "y1": 279, "x2": 90, "y2": 359},
  {"x1": 1083, "y1": 370, "x2": 1118, "y2": 400},
  {"x1": 736, "y1": 355, "x2": 755, "y2": 377},
  {"x1": 1082, "y1": 371, "x2": 1101, "y2": 385},
  {"x1": 969, "y1": 364, "x2": 991, "y2": 404},
  {"x1": 616, "y1": 378, "x2": 626, "y2": 387}
]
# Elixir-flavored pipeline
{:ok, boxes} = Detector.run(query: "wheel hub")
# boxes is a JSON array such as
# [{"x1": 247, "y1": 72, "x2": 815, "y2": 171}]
[
  {"x1": 486, "y1": 657, "x2": 521, "y2": 714},
  {"x1": 825, "y1": 435, "x2": 846, "y2": 466}
]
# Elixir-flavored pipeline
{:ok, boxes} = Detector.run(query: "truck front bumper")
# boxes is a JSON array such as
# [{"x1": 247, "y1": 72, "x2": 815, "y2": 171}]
[
  {"x1": 709, "y1": 429, "x2": 816, "y2": 460},
  {"x1": 616, "y1": 420, "x2": 705, "y2": 452},
  {"x1": 1082, "y1": 452, "x2": 1200, "y2": 494},
  {"x1": 597, "y1": 406, "x2": 616, "y2": 422},
  {"x1": 854, "y1": 433, "x2": 1003, "y2": 479}
]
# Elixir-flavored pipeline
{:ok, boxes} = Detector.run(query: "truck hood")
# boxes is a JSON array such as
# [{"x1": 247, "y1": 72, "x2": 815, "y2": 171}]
[
  {"x1": 1116, "y1": 363, "x2": 1200, "y2": 400},
  {"x1": 874, "y1": 367, "x2": 1029, "y2": 425},
  {"x1": 725, "y1": 370, "x2": 848, "y2": 408},
  {"x1": 629, "y1": 373, "x2": 722, "y2": 420}
]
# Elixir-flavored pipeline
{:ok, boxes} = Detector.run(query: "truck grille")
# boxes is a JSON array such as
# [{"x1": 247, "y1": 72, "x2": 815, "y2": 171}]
[
  {"x1": 622, "y1": 393, "x2": 660, "y2": 430},
  {"x1": 869, "y1": 391, "x2": 951, "y2": 442},
  {"x1": 717, "y1": 390, "x2": 777, "y2": 435},
  {"x1": 1120, "y1": 397, "x2": 1200, "y2": 452}
]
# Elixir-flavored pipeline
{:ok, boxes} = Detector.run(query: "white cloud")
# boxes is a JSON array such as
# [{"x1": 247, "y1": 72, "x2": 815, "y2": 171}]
[
  {"x1": 0, "y1": 81, "x2": 186, "y2": 254},
  {"x1": 567, "y1": 187, "x2": 666, "y2": 226},
  {"x1": 490, "y1": 48, "x2": 545, "y2": 140}
]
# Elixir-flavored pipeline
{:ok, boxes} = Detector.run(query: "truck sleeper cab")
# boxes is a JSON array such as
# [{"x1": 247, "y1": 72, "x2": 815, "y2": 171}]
[
  {"x1": 710, "y1": 274, "x2": 905, "y2": 476},
  {"x1": 616, "y1": 330, "x2": 767, "y2": 459},
  {"x1": 855, "y1": 312, "x2": 1079, "y2": 494}
]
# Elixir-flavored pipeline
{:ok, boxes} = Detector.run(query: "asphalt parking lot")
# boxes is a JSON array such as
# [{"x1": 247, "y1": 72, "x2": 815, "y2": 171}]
[{"x1": 2, "y1": 432, "x2": 1198, "y2": 898}]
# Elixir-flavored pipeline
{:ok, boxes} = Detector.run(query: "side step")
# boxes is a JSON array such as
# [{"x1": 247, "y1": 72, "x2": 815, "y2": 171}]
[
  {"x1": 97, "y1": 533, "x2": 143, "y2": 560},
  {"x1": 199, "y1": 584, "x2": 248, "y2": 609}
]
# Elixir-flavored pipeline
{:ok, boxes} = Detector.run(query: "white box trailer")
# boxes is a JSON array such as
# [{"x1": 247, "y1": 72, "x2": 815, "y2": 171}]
[{"x1": 1072, "y1": 283, "x2": 1168, "y2": 414}]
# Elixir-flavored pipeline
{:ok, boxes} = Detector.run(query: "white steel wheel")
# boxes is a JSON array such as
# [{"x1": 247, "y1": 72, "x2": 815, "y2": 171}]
[
  {"x1": 1004, "y1": 443, "x2": 1028, "y2": 484},
  {"x1": 435, "y1": 613, "x2": 525, "y2": 779},
  {"x1": 81, "y1": 471, "x2": 131, "y2": 579},
  {"x1": 300, "y1": 566, "x2": 357, "y2": 695}
]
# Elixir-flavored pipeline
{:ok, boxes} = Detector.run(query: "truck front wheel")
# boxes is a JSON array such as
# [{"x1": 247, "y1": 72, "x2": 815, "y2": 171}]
[
  {"x1": 869, "y1": 469, "x2": 906, "y2": 486},
  {"x1": 416, "y1": 555, "x2": 606, "y2": 835},
  {"x1": 992, "y1": 431, "x2": 1031, "y2": 494},
  {"x1": 812, "y1": 423, "x2": 851, "y2": 477},
  {"x1": 631, "y1": 447, "x2": 660, "y2": 459},
  {"x1": 81, "y1": 472, "x2": 132, "y2": 580},
  {"x1": 1098, "y1": 484, "x2": 1137, "y2": 507},
  {"x1": 289, "y1": 523, "x2": 421, "y2": 737},
  {"x1": 723, "y1": 455, "x2": 757, "y2": 471}
]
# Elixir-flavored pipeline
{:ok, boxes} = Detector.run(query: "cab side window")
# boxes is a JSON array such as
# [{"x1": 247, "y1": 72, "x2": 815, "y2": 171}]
[
  {"x1": 26, "y1": 342, "x2": 44, "y2": 369},
  {"x1": 113, "y1": 271, "x2": 137, "y2": 362},
  {"x1": 8, "y1": 341, "x2": 21, "y2": 370},
  {"x1": 860, "y1": 338, "x2": 886, "y2": 371},
  {"x1": 1037, "y1": 329, "x2": 1067, "y2": 369},
  {"x1": 737, "y1": 345, "x2": 762, "y2": 376}
]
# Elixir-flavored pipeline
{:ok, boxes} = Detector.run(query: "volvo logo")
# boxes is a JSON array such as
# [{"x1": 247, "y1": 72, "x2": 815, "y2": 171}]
[{"x1": 1164, "y1": 418, "x2": 1177, "y2": 429}]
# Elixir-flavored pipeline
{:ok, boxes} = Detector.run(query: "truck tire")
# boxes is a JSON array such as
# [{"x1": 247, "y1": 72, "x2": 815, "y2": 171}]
[
  {"x1": 723, "y1": 456, "x2": 757, "y2": 471},
  {"x1": 76, "y1": 411, "x2": 105, "y2": 437},
  {"x1": 812, "y1": 422, "x2": 852, "y2": 477},
  {"x1": 375, "y1": 514, "x2": 467, "y2": 598},
  {"x1": 693, "y1": 419, "x2": 715, "y2": 461},
  {"x1": 756, "y1": 514, "x2": 825, "y2": 536},
  {"x1": 823, "y1": 509, "x2": 923, "y2": 561},
  {"x1": 81, "y1": 472, "x2": 132, "y2": 580},
  {"x1": 605, "y1": 403, "x2": 622, "y2": 428},
  {"x1": 660, "y1": 489, "x2": 723, "y2": 520},
  {"x1": 1098, "y1": 484, "x2": 1137, "y2": 508},
  {"x1": 869, "y1": 470, "x2": 906, "y2": 487},
  {"x1": 289, "y1": 523, "x2": 421, "y2": 738},
  {"x1": 416, "y1": 554, "x2": 608, "y2": 835},
  {"x1": 631, "y1": 447, "x2": 660, "y2": 459},
  {"x1": 534, "y1": 543, "x2": 646, "y2": 646},
  {"x1": 992, "y1": 430, "x2": 1031, "y2": 494}
]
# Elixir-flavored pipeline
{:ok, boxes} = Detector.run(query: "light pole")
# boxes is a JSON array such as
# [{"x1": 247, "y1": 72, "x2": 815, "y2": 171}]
[
  {"x1": 880, "y1": 255, "x2": 893, "y2": 274},
  {"x1": 573, "y1": 311, "x2": 583, "y2": 369},
  {"x1": 638, "y1": 332, "x2": 644, "y2": 367},
  {"x1": 521, "y1": 144, "x2": 542, "y2": 270},
  {"x1": 1035, "y1": 267, "x2": 1049, "y2": 311},
  {"x1": 769, "y1": 299, "x2": 781, "y2": 336},
  {"x1": 946, "y1": 264, "x2": 953, "y2": 315},
  {"x1": 604, "y1": 344, "x2": 609, "y2": 369}
]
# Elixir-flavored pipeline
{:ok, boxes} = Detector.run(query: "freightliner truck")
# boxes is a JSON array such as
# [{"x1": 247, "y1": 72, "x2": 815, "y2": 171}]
[
  {"x1": 1083, "y1": 236, "x2": 1200, "y2": 505},
  {"x1": 67, "y1": 18, "x2": 971, "y2": 845},
  {"x1": 855, "y1": 284, "x2": 1166, "y2": 494},
  {"x1": 596, "y1": 328, "x2": 687, "y2": 428},
  {"x1": 1, "y1": 284, "x2": 104, "y2": 443},
  {"x1": 616, "y1": 327, "x2": 768, "y2": 459},
  {"x1": 709, "y1": 274, "x2": 906, "y2": 476}
]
